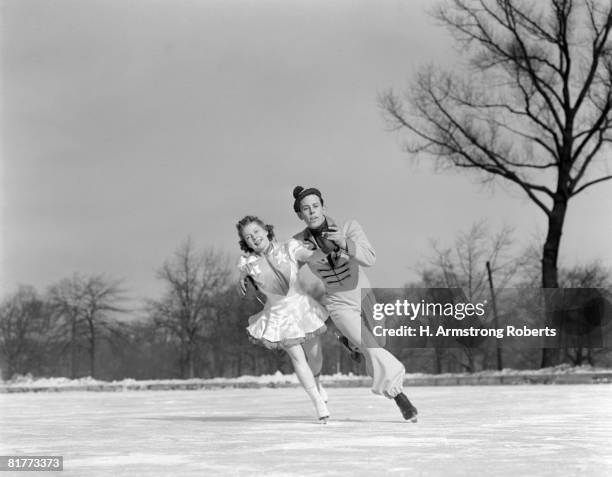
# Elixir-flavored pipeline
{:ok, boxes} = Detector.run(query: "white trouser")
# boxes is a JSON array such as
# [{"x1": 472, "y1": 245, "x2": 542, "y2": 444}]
[{"x1": 330, "y1": 308, "x2": 405, "y2": 398}]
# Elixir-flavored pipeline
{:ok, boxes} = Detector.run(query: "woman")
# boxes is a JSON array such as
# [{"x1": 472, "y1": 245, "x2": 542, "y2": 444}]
[{"x1": 236, "y1": 215, "x2": 330, "y2": 422}]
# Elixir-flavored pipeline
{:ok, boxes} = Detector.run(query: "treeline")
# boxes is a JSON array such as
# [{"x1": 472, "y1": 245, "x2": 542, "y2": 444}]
[
  {"x1": 1, "y1": 225, "x2": 611, "y2": 381},
  {"x1": 0, "y1": 238, "x2": 367, "y2": 382},
  {"x1": 400, "y1": 222, "x2": 612, "y2": 373}
]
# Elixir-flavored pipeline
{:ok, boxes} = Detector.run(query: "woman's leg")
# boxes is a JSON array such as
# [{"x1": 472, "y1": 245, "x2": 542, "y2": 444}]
[
  {"x1": 285, "y1": 343, "x2": 329, "y2": 420},
  {"x1": 301, "y1": 336, "x2": 323, "y2": 375},
  {"x1": 301, "y1": 337, "x2": 327, "y2": 402}
]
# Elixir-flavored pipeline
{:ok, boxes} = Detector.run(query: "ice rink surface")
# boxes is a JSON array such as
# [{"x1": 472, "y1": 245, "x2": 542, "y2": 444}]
[{"x1": 1, "y1": 385, "x2": 611, "y2": 476}]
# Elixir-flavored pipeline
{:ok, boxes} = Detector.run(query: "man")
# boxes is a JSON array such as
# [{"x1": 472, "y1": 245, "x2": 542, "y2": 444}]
[{"x1": 291, "y1": 185, "x2": 418, "y2": 422}]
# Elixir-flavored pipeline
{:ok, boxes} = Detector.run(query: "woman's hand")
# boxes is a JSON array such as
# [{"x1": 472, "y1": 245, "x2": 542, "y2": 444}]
[
  {"x1": 237, "y1": 277, "x2": 248, "y2": 296},
  {"x1": 300, "y1": 240, "x2": 317, "y2": 251}
]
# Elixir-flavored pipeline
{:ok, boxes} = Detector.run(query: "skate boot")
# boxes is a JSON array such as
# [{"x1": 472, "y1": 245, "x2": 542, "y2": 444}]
[
  {"x1": 394, "y1": 392, "x2": 418, "y2": 422},
  {"x1": 316, "y1": 399, "x2": 330, "y2": 424}
]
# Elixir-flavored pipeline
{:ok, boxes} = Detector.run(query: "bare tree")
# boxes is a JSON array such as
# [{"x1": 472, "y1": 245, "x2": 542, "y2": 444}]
[
  {"x1": 48, "y1": 274, "x2": 126, "y2": 378},
  {"x1": 148, "y1": 238, "x2": 231, "y2": 379},
  {"x1": 380, "y1": 0, "x2": 612, "y2": 366},
  {"x1": 0, "y1": 286, "x2": 49, "y2": 380},
  {"x1": 424, "y1": 220, "x2": 524, "y2": 300},
  {"x1": 561, "y1": 261, "x2": 612, "y2": 288},
  {"x1": 420, "y1": 221, "x2": 525, "y2": 371}
]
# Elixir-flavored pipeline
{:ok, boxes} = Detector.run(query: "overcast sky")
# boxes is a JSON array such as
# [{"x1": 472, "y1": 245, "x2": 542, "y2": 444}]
[{"x1": 2, "y1": 0, "x2": 611, "y2": 304}]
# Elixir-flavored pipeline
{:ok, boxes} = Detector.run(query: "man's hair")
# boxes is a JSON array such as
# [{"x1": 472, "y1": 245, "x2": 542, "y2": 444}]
[{"x1": 292, "y1": 185, "x2": 324, "y2": 212}]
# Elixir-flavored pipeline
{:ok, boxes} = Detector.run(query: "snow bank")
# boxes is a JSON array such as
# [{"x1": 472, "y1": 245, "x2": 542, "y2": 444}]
[{"x1": 1, "y1": 364, "x2": 611, "y2": 392}]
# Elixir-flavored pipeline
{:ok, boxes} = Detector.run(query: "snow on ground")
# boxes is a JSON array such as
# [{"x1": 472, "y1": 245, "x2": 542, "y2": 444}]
[
  {"x1": 2, "y1": 364, "x2": 611, "y2": 391},
  {"x1": 1, "y1": 385, "x2": 611, "y2": 476}
]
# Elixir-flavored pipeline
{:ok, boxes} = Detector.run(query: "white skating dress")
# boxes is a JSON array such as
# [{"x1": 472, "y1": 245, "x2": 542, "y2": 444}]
[{"x1": 238, "y1": 239, "x2": 328, "y2": 349}]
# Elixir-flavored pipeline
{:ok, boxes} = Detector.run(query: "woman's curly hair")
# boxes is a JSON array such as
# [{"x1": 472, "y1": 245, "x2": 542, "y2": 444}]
[{"x1": 236, "y1": 215, "x2": 275, "y2": 253}]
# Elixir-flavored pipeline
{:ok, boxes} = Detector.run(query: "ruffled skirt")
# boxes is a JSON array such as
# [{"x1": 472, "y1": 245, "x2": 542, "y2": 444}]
[{"x1": 247, "y1": 293, "x2": 328, "y2": 350}]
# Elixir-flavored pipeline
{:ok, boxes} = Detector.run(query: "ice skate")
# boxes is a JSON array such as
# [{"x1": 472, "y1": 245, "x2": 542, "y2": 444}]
[
  {"x1": 394, "y1": 392, "x2": 418, "y2": 422},
  {"x1": 315, "y1": 399, "x2": 330, "y2": 423}
]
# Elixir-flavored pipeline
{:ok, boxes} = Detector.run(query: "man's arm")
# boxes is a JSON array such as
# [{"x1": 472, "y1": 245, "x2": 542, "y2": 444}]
[{"x1": 343, "y1": 219, "x2": 376, "y2": 267}]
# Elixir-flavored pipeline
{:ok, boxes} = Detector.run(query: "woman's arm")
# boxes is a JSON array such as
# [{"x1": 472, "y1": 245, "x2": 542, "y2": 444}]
[
  {"x1": 237, "y1": 255, "x2": 254, "y2": 295},
  {"x1": 290, "y1": 239, "x2": 326, "y2": 263}
]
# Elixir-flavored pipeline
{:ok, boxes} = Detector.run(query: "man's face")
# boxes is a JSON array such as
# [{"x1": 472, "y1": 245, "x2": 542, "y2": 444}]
[{"x1": 298, "y1": 194, "x2": 325, "y2": 228}]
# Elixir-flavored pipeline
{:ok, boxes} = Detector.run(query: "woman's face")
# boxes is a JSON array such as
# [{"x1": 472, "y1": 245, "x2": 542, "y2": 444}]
[{"x1": 242, "y1": 222, "x2": 270, "y2": 254}]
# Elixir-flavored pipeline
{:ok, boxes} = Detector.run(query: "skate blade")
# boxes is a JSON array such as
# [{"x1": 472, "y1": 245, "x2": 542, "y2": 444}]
[
  {"x1": 405, "y1": 412, "x2": 418, "y2": 423},
  {"x1": 318, "y1": 416, "x2": 330, "y2": 424}
]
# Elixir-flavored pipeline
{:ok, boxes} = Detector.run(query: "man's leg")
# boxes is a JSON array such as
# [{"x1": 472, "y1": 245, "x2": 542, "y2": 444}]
[
  {"x1": 326, "y1": 320, "x2": 363, "y2": 362},
  {"x1": 331, "y1": 309, "x2": 418, "y2": 421},
  {"x1": 331, "y1": 308, "x2": 404, "y2": 398}
]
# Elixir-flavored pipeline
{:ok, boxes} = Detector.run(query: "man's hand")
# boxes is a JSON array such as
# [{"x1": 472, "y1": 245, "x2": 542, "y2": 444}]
[{"x1": 323, "y1": 226, "x2": 347, "y2": 252}]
